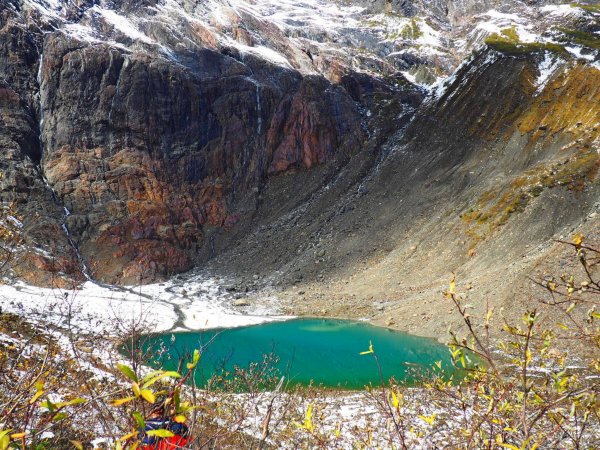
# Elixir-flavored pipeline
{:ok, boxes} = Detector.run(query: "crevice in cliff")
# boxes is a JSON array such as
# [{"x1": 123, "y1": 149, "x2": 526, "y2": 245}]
[
  {"x1": 36, "y1": 51, "x2": 92, "y2": 282},
  {"x1": 39, "y1": 171, "x2": 93, "y2": 282}
]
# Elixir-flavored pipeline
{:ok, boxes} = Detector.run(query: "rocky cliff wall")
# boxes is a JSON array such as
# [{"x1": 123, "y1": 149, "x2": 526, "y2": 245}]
[{"x1": 3, "y1": 0, "x2": 417, "y2": 285}]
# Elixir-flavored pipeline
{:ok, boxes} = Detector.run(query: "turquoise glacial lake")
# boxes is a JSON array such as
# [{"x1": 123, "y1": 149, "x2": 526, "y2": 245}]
[{"x1": 139, "y1": 319, "x2": 461, "y2": 390}]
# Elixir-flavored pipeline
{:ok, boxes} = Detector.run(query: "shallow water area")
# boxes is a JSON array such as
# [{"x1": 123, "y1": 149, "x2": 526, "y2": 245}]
[{"x1": 140, "y1": 318, "x2": 460, "y2": 390}]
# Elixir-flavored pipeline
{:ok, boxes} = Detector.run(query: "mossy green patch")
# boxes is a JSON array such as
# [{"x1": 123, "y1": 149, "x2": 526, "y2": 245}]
[
  {"x1": 485, "y1": 33, "x2": 567, "y2": 55},
  {"x1": 501, "y1": 26, "x2": 519, "y2": 42},
  {"x1": 557, "y1": 27, "x2": 600, "y2": 50},
  {"x1": 400, "y1": 18, "x2": 423, "y2": 40},
  {"x1": 570, "y1": 3, "x2": 600, "y2": 13}
]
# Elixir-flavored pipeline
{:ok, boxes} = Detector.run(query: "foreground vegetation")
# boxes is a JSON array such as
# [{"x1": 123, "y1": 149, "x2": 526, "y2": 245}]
[{"x1": 0, "y1": 201, "x2": 599, "y2": 448}]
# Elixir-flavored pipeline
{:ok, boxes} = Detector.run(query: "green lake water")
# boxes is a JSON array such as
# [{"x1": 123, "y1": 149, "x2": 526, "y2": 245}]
[{"x1": 139, "y1": 319, "x2": 461, "y2": 390}]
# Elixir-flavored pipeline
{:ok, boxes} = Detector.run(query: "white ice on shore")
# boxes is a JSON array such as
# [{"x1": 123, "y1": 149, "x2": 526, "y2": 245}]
[{"x1": 0, "y1": 276, "x2": 290, "y2": 335}]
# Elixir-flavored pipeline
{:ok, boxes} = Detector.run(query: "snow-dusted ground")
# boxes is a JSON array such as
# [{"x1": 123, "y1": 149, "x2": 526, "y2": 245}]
[{"x1": 0, "y1": 275, "x2": 291, "y2": 335}]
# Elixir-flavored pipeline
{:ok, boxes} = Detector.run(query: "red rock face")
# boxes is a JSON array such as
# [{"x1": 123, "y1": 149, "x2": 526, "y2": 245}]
[
  {"x1": 34, "y1": 34, "x2": 366, "y2": 284},
  {"x1": 268, "y1": 78, "x2": 339, "y2": 174}
]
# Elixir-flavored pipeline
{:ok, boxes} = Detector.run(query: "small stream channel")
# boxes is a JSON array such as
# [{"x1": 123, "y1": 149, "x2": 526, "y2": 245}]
[{"x1": 136, "y1": 318, "x2": 464, "y2": 390}]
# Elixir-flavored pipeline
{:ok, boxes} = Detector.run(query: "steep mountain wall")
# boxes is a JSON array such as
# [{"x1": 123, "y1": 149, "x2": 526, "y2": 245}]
[{"x1": 3, "y1": 0, "x2": 425, "y2": 285}]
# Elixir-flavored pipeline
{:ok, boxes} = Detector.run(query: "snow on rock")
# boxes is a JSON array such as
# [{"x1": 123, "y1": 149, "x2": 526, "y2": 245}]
[
  {"x1": 565, "y1": 45, "x2": 597, "y2": 61},
  {"x1": 93, "y1": 7, "x2": 155, "y2": 44},
  {"x1": 232, "y1": 43, "x2": 293, "y2": 68},
  {"x1": 472, "y1": 9, "x2": 539, "y2": 43},
  {"x1": 541, "y1": 4, "x2": 584, "y2": 17},
  {"x1": 23, "y1": 0, "x2": 64, "y2": 19},
  {"x1": 535, "y1": 52, "x2": 564, "y2": 95},
  {"x1": 236, "y1": 0, "x2": 364, "y2": 32}
]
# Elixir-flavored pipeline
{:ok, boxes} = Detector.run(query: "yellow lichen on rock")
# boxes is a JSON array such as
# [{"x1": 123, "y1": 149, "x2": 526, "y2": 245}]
[{"x1": 518, "y1": 63, "x2": 600, "y2": 141}]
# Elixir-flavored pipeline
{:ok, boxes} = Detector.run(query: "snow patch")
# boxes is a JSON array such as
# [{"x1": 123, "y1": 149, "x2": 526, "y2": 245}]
[
  {"x1": 0, "y1": 276, "x2": 291, "y2": 335},
  {"x1": 541, "y1": 4, "x2": 583, "y2": 17},
  {"x1": 94, "y1": 7, "x2": 155, "y2": 44},
  {"x1": 483, "y1": 9, "x2": 521, "y2": 22},
  {"x1": 23, "y1": 0, "x2": 64, "y2": 20},
  {"x1": 565, "y1": 45, "x2": 596, "y2": 61},
  {"x1": 233, "y1": 43, "x2": 293, "y2": 68},
  {"x1": 535, "y1": 52, "x2": 563, "y2": 95}
]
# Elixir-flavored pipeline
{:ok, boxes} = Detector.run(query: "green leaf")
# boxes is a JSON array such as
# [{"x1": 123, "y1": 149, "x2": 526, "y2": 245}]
[
  {"x1": 40, "y1": 399, "x2": 56, "y2": 412},
  {"x1": 146, "y1": 429, "x2": 175, "y2": 438},
  {"x1": 52, "y1": 413, "x2": 68, "y2": 421},
  {"x1": 132, "y1": 412, "x2": 145, "y2": 430},
  {"x1": 117, "y1": 364, "x2": 138, "y2": 382},
  {"x1": 57, "y1": 398, "x2": 86, "y2": 408}
]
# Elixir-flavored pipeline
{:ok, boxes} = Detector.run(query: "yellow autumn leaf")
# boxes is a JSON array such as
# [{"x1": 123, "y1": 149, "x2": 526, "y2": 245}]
[
  {"x1": 390, "y1": 389, "x2": 402, "y2": 410},
  {"x1": 10, "y1": 433, "x2": 25, "y2": 440},
  {"x1": 0, "y1": 432, "x2": 9, "y2": 450},
  {"x1": 29, "y1": 390, "x2": 45, "y2": 404},
  {"x1": 449, "y1": 274, "x2": 456, "y2": 294},
  {"x1": 304, "y1": 403, "x2": 314, "y2": 433},
  {"x1": 119, "y1": 431, "x2": 139, "y2": 441},
  {"x1": 173, "y1": 415, "x2": 186, "y2": 423},
  {"x1": 498, "y1": 445, "x2": 520, "y2": 450},
  {"x1": 112, "y1": 396, "x2": 136, "y2": 407},
  {"x1": 359, "y1": 340, "x2": 375, "y2": 355},
  {"x1": 485, "y1": 307, "x2": 494, "y2": 324},
  {"x1": 70, "y1": 440, "x2": 83, "y2": 450},
  {"x1": 186, "y1": 349, "x2": 201, "y2": 370},
  {"x1": 140, "y1": 389, "x2": 156, "y2": 404},
  {"x1": 147, "y1": 429, "x2": 175, "y2": 438},
  {"x1": 418, "y1": 414, "x2": 436, "y2": 425},
  {"x1": 132, "y1": 382, "x2": 141, "y2": 397},
  {"x1": 572, "y1": 233, "x2": 584, "y2": 246}
]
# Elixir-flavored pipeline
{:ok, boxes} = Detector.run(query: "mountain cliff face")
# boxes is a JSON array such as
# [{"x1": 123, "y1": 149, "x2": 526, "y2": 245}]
[
  {"x1": 0, "y1": 0, "x2": 599, "y2": 310},
  {"x1": 38, "y1": 33, "x2": 369, "y2": 283}
]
